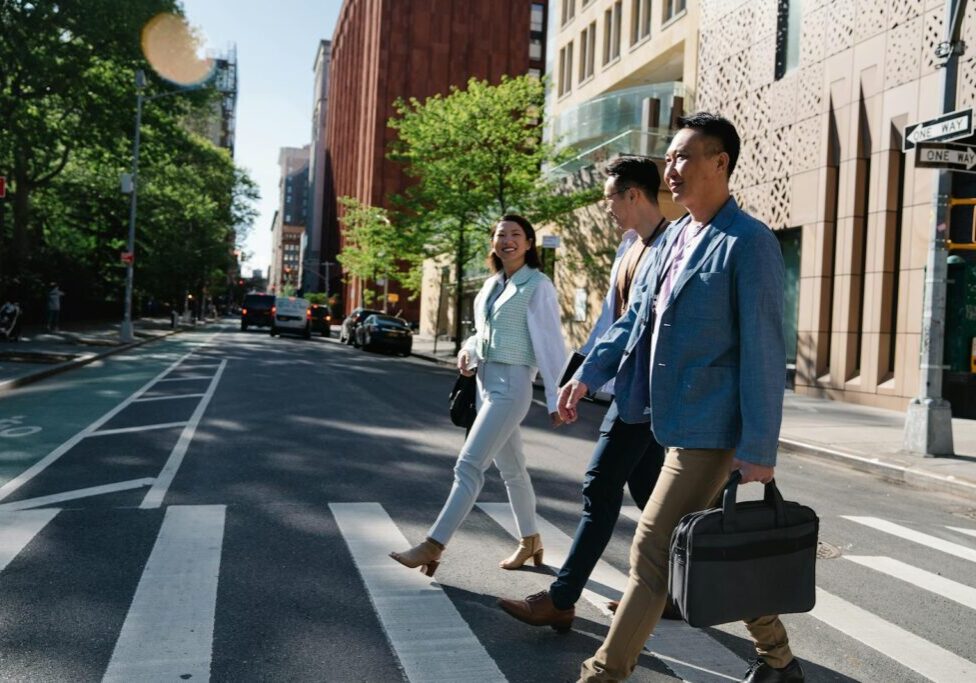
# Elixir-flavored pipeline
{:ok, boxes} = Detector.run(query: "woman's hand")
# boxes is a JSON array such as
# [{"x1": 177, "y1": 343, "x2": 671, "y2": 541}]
[
  {"x1": 457, "y1": 349, "x2": 476, "y2": 376},
  {"x1": 550, "y1": 411, "x2": 564, "y2": 428}
]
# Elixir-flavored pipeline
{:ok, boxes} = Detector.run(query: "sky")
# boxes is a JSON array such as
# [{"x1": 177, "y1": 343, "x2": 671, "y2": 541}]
[{"x1": 179, "y1": 0, "x2": 343, "y2": 277}]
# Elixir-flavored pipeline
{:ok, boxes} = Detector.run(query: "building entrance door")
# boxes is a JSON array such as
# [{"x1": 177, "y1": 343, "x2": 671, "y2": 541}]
[{"x1": 777, "y1": 228, "x2": 801, "y2": 387}]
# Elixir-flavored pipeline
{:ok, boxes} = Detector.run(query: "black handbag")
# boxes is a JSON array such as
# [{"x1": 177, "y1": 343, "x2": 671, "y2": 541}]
[
  {"x1": 668, "y1": 470, "x2": 819, "y2": 627},
  {"x1": 448, "y1": 373, "x2": 477, "y2": 429},
  {"x1": 558, "y1": 351, "x2": 586, "y2": 387}
]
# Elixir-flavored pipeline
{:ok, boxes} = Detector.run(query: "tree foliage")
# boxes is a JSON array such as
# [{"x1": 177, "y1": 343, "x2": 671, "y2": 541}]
[
  {"x1": 387, "y1": 75, "x2": 597, "y2": 349},
  {"x1": 0, "y1": 0, "x2": 257, "y2": 320},
  {"x1": 336, "y1": 196, "x2": 399, "y2": 307}
]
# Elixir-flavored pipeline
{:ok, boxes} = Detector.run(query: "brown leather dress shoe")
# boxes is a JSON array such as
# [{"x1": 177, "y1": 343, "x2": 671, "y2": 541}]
[
  {"x1": 498, "y1": 591, "x2": 574, "y2": 633},
  {"x1": 607, "y1": 597, "x2": 683, "y2": 620}
]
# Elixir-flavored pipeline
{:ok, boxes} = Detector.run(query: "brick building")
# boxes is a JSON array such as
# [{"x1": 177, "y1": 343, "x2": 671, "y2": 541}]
[{"x1": 322, "y1": 0, "x2": 547, "y2": 320}]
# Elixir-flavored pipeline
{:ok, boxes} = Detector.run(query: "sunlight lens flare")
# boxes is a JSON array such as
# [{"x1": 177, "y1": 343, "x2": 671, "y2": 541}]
[{"x1": 141, "y1": 13, "x2": 215, "y2": 86}]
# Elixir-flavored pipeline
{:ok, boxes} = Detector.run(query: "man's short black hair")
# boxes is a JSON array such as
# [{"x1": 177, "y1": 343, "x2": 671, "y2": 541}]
[
  {"x1": 604, "y1": 155, "x2": 661, "y2": 204},
  {"x1": 676, "y1": 112, "x2": 741, "y2": 178}
]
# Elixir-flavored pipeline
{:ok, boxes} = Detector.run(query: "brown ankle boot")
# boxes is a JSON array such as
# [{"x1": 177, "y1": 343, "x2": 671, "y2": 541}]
[
  {"x1": 498, "y1": 533, "x2": 543, "y2": 569},
  {"x1": 498, "y1": 591, "x2": 574, "y2": 632},
  {"x1": 389, "y1": 537, "x2": 444, "y2": 577}
]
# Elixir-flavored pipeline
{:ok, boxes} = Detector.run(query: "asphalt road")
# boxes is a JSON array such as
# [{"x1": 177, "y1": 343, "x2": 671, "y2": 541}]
[{"x1": 0, "y1": 324, "x2": 974, "y2": 682}]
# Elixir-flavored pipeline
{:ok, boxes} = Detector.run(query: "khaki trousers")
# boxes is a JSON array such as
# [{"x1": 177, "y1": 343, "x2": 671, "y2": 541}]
[{"x1": 579, "y1": 448, "x2": 793, "y2": 682}]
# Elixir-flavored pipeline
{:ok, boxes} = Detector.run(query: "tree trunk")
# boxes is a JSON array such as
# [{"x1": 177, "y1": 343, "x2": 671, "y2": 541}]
[
  {"x1": 10, "y1": 150, "x2": 32, "y2": 280},
  {"x1": 453, "y1": 222, "x2": 465, "y2": 356}
]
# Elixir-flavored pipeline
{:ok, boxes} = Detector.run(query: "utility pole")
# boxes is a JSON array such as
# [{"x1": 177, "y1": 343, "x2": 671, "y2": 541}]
[
  {"x1": 120, "y1": 70, "x2": 145, "y2": 343},
  {"x1": 903, "y1": 0, "x2": 968, "y2": 456}
]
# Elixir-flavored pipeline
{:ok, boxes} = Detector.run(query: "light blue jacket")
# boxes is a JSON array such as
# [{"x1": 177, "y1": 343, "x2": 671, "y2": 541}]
[{"x1": 576, "y1": 198, "x2": 786, "y2": 466}]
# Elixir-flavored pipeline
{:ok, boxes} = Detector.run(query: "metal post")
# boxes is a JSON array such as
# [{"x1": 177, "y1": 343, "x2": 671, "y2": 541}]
[
  {"x1": 903, "y1": 0, "x2": 967, "y2": 457},
  {"x1": 121, "y1": 70, "x2": 145, "y2": 343}
]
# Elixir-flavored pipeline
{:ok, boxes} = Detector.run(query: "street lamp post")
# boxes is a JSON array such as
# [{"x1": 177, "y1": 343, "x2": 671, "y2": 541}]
[{"x1": 119, "y1": 69, "x2": 213, "y2": 343}]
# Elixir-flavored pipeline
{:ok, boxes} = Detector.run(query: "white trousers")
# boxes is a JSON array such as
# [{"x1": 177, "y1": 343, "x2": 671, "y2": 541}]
[{"x1": 428, "y1": 361, "x2": 538, "y2": 545}]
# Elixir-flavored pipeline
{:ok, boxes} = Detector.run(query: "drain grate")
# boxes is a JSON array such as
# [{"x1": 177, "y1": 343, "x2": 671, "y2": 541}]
[{"x1": 817, "y1": 541, "x2": 842, "y2": 559}]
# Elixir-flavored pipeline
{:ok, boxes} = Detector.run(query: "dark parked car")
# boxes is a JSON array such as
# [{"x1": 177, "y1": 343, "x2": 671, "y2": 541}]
[
  {"x1": 241, "y1": 293, "x2": 276, "y2": 331},
  {"x1": 309, "y1": 303, "x2": 332, "y2": 337},
  {"x1": 355, "y1": 314, "x2": 413, "y2": 356},
  {"x1": 339, "y1": 307, "x2": 383, "y2": 345}
]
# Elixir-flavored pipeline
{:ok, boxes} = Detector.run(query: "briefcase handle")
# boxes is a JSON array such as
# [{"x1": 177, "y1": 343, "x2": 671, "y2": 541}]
[{"x1": 721, "y1": 470, "x2": 787, "y2": 531}]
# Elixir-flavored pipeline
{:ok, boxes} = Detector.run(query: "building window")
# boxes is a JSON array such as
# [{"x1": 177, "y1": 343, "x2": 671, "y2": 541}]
[
  {"x1": 663, "y1": 0, "x2": 686, "y2": 22},
  {"x1": 561, "y1": 0, "x2": 575, "y2": 26},
  {"x1": 528, "y1": 67, "x2": 542, "y2": 79},
  {"x1": 530, "y1": 37, "x2": 543, "y2": 61},
  {"x1": 578, "y1": 23, "x2": 595, "y2": 82},
  {"x1": 531, "y1": 3, "x2": 545, "y2": 32},
  {"x1": 774, "y1": 0, "x2": 802, "y2": 80},
  {"x1": 603, "y1": 3, "x2": 622, "y2": 65},
  {"x1": 631, "y1": 0, "x2": 651, "y2": 45},
  {"x1": 559, "y1": 42, "x2": 574, "y2": 96}
]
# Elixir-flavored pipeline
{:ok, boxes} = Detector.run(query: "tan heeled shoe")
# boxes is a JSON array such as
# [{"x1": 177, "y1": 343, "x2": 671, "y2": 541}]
[
  {"x1": 389, "y1": 537, "x2": 444, "y2": 577},
  {"x1": 499, "y1": 533, "x2": 543, "y2": 570}
]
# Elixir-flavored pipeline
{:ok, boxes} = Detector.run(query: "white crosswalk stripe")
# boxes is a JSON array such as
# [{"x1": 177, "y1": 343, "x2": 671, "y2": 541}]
[
  {"x1": 842, "y1": 516, "x2": 976, "y2": 563},
  {"x1": 948, "y1": 525, "x2": 976, "y2": 540},
  {"x1": 330, "y1": 502, "x2": 507, "y2": 683},
  {"x1": 844, "y1": 555, "x2": 976, "y2": 611},
  {"x1": 103, "y1": 505, "x2": 226, "y2": 683},
  {"x1": 478, "y1": 502, "x2": 747, "y2": 682}
]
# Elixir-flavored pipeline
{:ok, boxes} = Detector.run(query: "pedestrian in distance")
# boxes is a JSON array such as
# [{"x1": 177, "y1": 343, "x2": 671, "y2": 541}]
[
  {"x1": 564, "y1": 113, "x2": 803, "y2": 683},
  {"x1": 390, "y1": 214, "x2": 567, "y2": 577},
  {"x1": 46, "y1": 282, "x2": 64, "y2": 332},
  {"x1": 499, "y1": 155, "x2": 677, "y2": 633}
]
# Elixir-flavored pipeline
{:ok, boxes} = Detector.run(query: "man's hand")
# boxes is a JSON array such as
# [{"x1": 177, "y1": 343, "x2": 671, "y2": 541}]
[
  {"x1": 457, "y1": 350, "x2": 475, "y2": 377},
  {"x1": 732, "y1": 458, "x2": 774, "y2": 484},
  {"x1": 549, "y1": 411, "x2": 564, "y2": 428},
  {"x1": 557, "y1": 380, "x2": 588, "y2": 423}
]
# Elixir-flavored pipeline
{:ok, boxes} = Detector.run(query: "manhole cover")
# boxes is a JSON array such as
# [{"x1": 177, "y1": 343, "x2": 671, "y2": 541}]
[{"x1": 817, "y1": 541, "x2": 842, "y2": 559}]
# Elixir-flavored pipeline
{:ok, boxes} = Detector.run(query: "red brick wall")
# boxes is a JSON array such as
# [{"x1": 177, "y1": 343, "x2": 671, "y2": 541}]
[{"x1": 323, "y1": 0, "x2": 537, "y2": 320}]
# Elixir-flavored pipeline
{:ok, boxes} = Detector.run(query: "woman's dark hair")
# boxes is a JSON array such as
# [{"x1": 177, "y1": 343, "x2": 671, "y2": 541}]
[{"x1": 488, "y1": 214, "x2": 542, "y2": 272}]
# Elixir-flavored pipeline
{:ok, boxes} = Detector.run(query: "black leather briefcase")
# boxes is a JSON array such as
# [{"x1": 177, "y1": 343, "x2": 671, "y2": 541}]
[{"x1": 668, "y1": 471, "x2": 818, "y2": 627}]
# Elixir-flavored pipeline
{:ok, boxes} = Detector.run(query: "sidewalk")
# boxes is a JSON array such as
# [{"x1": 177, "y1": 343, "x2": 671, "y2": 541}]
[
  {"x1": 0, "y1": 317, "x2": 185, "y2": 395},
  {"x1": 411, "y1": 335, "x2": 976, "y2": 502}
]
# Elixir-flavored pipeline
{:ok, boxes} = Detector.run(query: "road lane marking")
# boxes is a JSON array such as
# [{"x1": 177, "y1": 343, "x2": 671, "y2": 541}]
[
  {"x1": 844, "y1": 555, "x2": 976, "y2": 611},
  {"x1": 102, "y1": 505, "x2": 225, "y2": 683},
  {"x1": 90, "y1": 422, "x2": 189, "y2": 436},
  {"x1": 140, "y1": 360, "x2": 227, "y2": 509},
  {"x1": 842, "y1": 516, "x2": 976, "y2": 563},
  {"x1": 478, "y1": 502, "x2": 745, "y2": 682},
  {"x1": 133, "y1": 393, "x2": 206, "y2": 403},
  {"x1": 0, "y1": 509, "x2": 60, "y2": 570},
  {"x1": 330, "y1": 503, "x2": 507, "y2": 683},
  {"x1": 0, "y1": 479, "x2": 155, "y2": 512},
  {"x1": 0, "y1": 350, "x2": 195, "y2": 503},
  {"x1": 810, "y1": 587, "x2": 975, "y2": 681},
  {"x1": 155, "y1": 375, "x2": 214, "y2": 382},
  {"x1": 948, "y1": 526, "x2": 976, "y2": 539}
]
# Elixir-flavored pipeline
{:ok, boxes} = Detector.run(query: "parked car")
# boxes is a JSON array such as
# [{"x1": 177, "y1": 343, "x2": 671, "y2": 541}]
[
  {"x1": 309, "y1": 303, "x2": 332, "y2": 337},
  {"x1": 270, "y1": 296, "x2": 311, "y2": 339},
  {"x1": 241, "y1": 292, "x2": 275, "y2": 331},
  {"x1": 339, "y1": 307, "x2": 383, "y2": 345},
  {"x1": 355, "y1": 314, "x2": 413, "y2": 356}
]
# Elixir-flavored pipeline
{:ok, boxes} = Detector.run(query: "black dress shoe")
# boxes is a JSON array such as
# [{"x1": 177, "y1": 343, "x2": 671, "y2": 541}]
[{"x1": 742, "y1": 657, "x2": 804, "y2": 682}]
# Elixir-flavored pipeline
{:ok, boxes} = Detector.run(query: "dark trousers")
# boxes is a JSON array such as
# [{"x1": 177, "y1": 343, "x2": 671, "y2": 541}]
[{"x1": 549, "y1": 404, "x2": 664, "y2": 610}]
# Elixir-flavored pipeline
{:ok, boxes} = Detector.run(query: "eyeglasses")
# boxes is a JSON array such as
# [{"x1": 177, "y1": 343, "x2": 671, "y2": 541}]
[{"x1": 601, "y1": 187, "x2": 631, "y2": 207}]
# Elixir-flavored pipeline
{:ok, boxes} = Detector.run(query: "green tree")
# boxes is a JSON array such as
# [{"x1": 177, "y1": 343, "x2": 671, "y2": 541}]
[
  {"x1": 336, "y1": 197, "x2": 399, "y2": 308},
  {"x1": 388, "y1": 75, "x2": 596, "y2": 352}
]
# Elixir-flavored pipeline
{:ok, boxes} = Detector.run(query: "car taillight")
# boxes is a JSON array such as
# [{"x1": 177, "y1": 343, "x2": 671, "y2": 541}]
[
  {"x1": 325, "y1": 315, "x2": 331, "y2": 321},
  {"x1": 306, "y1": 308, "x2": 311, "y2": 319},
  {"x1": 242, "y1": 308, "x2": 248, "y2": 315},
  {"x1": 271, "y1": 306, "x2": 276, "y2": 315}
]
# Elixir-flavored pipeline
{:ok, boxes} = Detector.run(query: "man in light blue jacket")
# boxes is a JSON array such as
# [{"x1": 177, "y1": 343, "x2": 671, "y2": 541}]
[{"x1": 565, "y1": 113, "x2": 803, "y2": 683}]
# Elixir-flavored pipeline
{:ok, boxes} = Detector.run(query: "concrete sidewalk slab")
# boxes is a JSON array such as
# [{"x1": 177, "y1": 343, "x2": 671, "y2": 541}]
[{"x1": 410, "y1": 335, "x2": 976, "y2": 502}]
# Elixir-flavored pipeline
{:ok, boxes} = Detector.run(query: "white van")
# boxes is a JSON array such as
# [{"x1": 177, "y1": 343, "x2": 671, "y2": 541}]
[{"x1": 270, "y1": 297, "x2": 311, "y2": 339}]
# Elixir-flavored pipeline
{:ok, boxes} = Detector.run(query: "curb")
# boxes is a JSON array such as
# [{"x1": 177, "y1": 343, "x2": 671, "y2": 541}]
[
  {"x1": 0, "y1": 328, "x2": 183, "y2": 398},
  {"x1": 779, "y1": 438, "x2": 976, "y2": 503}
]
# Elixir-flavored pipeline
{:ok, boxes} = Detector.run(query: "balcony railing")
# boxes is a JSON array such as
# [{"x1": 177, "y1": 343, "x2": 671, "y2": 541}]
[{"x1": 547, "y1": 127, "x2": 675, "y2": 179}]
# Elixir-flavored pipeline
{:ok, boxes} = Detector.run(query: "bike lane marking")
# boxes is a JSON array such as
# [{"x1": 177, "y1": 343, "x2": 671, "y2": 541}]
[
  {"x1": 0, "y1": 479, "x2": 155, "y2": 512},
  {"x1": 0, "y1": 509, "x2": 60, "y2": 570}
]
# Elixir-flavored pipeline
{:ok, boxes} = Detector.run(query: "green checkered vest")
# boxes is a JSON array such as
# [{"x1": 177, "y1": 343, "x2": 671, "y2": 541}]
[{"x1": 476, "y1": 267, "x2": 543, "y2": 366}]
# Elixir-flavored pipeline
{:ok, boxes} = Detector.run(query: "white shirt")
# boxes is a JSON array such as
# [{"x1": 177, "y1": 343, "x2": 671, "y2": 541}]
[{"x1": 462, "y1": 274, "x2": 566, "y2": 413}]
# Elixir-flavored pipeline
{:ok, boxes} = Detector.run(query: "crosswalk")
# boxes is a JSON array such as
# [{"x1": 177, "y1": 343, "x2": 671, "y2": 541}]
[{"x1": 0, "y1": 504, "x2": 973, "y2": 682}]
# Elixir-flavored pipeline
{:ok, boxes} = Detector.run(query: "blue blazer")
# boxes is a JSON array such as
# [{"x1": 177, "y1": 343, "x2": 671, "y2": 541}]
[{"x1": 577, "y1": 198, "x2": 786, "y2": 467}]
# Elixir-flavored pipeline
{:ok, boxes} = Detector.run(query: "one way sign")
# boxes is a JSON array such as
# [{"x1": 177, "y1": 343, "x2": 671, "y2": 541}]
[
  {"x1": 903, "y1": 108, "x2": 973, "y2": 150},
  {"x1": 915, "y1": 142, "x2": 976, "y2": 173}
]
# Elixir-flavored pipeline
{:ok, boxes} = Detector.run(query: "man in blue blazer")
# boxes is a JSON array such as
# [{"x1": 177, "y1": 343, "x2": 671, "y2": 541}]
[{"x1": 564, "y1": 113, "x2": 803, "y2": 683}]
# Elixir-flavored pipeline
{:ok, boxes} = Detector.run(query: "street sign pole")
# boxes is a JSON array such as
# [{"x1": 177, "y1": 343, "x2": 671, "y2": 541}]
[{"x1": 903, "y1": 0, "x2": 967, "y2": 457}]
